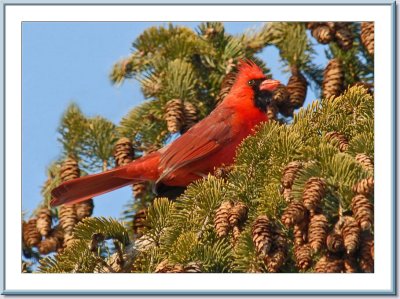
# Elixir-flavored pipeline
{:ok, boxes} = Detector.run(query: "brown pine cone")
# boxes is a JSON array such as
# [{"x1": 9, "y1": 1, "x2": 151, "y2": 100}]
[
  {"x1": 273, "y1": 84, "x2": 293, "y2": 118},
  {"x1": 287, "y1": 69, "x2": 307, "y2": 109},
  {"x1": 264, "y1": 250, "x2": 286, "y2": 273},
  {"x1": 133, "y1": 181, "x2": 147, "y2": 198},
  {"x1": 312, "y1": 25, "x2": 334, "y2": 44},
  {"x1": 252, "y1": 215, "x2": 273, "y2": 256},
  {"x1": 22, "y1": 221, "x2": 28, "y2": 246},
  {"x1": 24, "y1": 218, "x2": 41, "y2": 247},
  {"x1": 294, "y1": 244, "x2": 312, "y2": 271},
  {"x1": 322, "y1": 58, "x2": 344, "y2": 99},
  {"x1": 361, "y1": 22, "x2": 374, "y2": 56},
  {"x1": 75, "y1": 199, "x2": 94, "y2": 221},
  {"x1": 38, "y1": 229, "x2": 63, "y2": 255},
  {"x1": 344, "y1": 255, "x2": 358, "y2": 273},
  {"x1": 341, "y1": 216, "x2": 361, "y2": 254},
  {"x1": 155, "y1": 260, "x2": 184, "y2": 273},
  {"x1": 306, "y1": 22, "x2": 321, "y2": 30},
  {"x1": 272, "y1": 84, "x2": 290, "y2": 106},
  {"x1": 216, "y1": 72, "x2": 236, "y2": 105},
  {"x1": 133, "y1": 209, "x2": 148, "y2": 237},
  {"x1": 264, "y1": 227, "x2": 287, "y2": 272},
  {"x1": 52, "y1": 225, "x2": 64, "y2": 244},
  {"x1": 302, "y1": 177, "x2": 326, "y2": 211},
  {"x1": 281, "y1": 161, "x2": 303, "y2": 188},
  {"x1": 181, "y1": 102, "x2": 198, "y2": 133},
  {"x1": 214, "y1": 200, "x2": 233, "y2": 237},
  {"x1": 267, "y1": 102, "x2": 278, "y2": 121},
  {"x1": 352, "y1": 177, "x2": 374, "y2": 195},
  {"x1": 370, "y1": 239, "x2": 374, "y2": 260},
  {"x1": 293, "y1": 221, "x2": 308, "y2": 246},
  {"x1": 228, "y1": 202, "x2": 248, "y2": 227},
  {"x1": 36, "y1": 208, "x2": 52, "y2": 237},
  {"x1": 335, "y1": 26, "x2": 353, "y2": 50},
  {"x1": 351, "y1": 194, "x2": 373, "y2": 231},
  {"x1": 113, "y1": 137, "x2": 134, "y2": 167},
  {"x1": 282, "y1": 188, "x2": 294, "y2": 203},
  {"x1": 165, "y1": 99, "x2": 184, "y2": 134},
  {"x1": 308, "y1": 213, "x2": 328, "y2": 252},
  {"x1": 38, "y1": 238, "x2": 58, "y2": 255},
  {"x1": 232, "y1": 225, "x2": 241, "y2": 243},
  {"x1": 58, "y1": 204, "x2": 77, "y2": 234},
  {"x1": 325, "y1": 131, "x2": 349, "y2": 152},
  {"x1": 63, "y1": 232, "x2": 75, "y2": 248},
  {"x1": 355, "y1": 153, "x2": 374, "y2": 172},
  {"x1": 315, "y1": 254, "x2": 344, "y2": 273},
  {"x1": 279, "y1": 105, "x2": 295, "y2": 118},
  {"x1": 326, "y1": 232, "x2": 344, "y2": 253},
  {"x1": 359, "y1": 232, "x2": 374, "y2": 273},
  {"x1": 281, "y1": 202, "x2": 308, "y2": 227},
  {"x1": 325, "y1": 22, "x2": 336, "y2": 30},
  {"x1": 154, "y1": 260, "x2": 171, "y2": 273},
  {"x1": 184, "y1": 262, "x2": 202, "y2": 273},
  {"x1": 60, "y1": 157, "x2": 80, "y2": 182}
]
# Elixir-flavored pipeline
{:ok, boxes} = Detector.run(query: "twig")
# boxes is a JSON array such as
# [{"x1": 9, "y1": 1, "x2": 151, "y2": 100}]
[{"x1": 196, "y1": 215, "x2": 209, "y2": 240}]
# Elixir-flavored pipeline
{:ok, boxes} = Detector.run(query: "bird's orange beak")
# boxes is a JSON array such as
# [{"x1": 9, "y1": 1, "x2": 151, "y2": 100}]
[{"x1": 259, "y1": 79, "x2": 281, "y2": 92}]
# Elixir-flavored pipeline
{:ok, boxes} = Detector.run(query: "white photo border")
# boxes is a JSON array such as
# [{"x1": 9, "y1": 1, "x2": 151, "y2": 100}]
[{"x1": 2, "y1": 1, "x2": 396, "y2": 295}]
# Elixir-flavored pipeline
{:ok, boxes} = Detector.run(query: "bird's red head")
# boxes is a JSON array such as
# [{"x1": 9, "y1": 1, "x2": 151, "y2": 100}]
[{"x1": 229, "y1": 60, "x2": 280, "y2": 112}]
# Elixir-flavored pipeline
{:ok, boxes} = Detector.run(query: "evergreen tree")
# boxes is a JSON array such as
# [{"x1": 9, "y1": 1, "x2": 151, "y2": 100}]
[{"x1": 23, "y1": 22, "x2": 374, "y2": 273}]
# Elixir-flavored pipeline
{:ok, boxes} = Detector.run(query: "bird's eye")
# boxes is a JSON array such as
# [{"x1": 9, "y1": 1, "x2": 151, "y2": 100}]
[{"x1": 248, "y1": 79, "x2": 256, "y2": 86}]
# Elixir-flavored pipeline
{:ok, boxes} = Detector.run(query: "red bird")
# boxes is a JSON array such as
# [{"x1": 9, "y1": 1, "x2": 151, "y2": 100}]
[{"x1": 51, "y1": 60, "x2": 280, "y2": 206}]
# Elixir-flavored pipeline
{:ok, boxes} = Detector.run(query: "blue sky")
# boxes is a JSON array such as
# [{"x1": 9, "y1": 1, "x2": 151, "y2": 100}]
[{"x1": 22, "y1": 22, "x2": 328, "y2": 219}]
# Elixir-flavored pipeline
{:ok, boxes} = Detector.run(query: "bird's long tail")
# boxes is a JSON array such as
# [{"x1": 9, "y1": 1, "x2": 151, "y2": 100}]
[{"x1": 50, "y1": 152, "x2": 160, "y2": 207}]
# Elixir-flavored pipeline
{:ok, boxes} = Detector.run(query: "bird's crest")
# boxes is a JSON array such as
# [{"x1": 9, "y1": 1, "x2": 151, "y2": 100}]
[
  {"x1": 220, "y1": 59, "x2": 264, "y2": 90},
  {"x1": 237, "y1": 59, "x2": 265, "y2": 79}
]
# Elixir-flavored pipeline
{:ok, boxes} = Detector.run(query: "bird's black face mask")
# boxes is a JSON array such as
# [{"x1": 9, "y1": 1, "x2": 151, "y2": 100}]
[{"x1": 248, "y1": 78, "x2": 276, "y2": 113}]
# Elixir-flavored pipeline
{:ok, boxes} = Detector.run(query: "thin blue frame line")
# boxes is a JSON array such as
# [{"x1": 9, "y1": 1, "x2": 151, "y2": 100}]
[
  {"x1": 391, "y1": 0, "x2": 397, "y2": 295},
  {"x1": 1, "y1": 1, "x2": 5, "y2": 296},
  {"x1": 1, "y1": 289, "x2": 397, "y2": 295},
  {"x1": 0, "y1": 0, "x2": 395, "y2": 5},
  {"x1": 1, "y1": 0, "x2": 396, "y2": 296}
]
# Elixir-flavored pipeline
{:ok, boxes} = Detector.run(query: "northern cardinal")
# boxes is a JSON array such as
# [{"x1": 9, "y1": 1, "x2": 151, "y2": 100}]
[{"x1": 51, "y1": 60, "x2": 280, "y2": 206}]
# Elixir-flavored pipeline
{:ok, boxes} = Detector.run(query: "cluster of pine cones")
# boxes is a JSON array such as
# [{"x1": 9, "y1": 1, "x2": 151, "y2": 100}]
[
  {"x1": 318, "y1": 22, "x2": 373, "y2": 99},
  {"x1": 214, "y1": 200, "x2": 249, "y2": 242},
  {"x1": 114, "y1": 137, "x2": 149, "y2": 199},
  {"x1": 58, "y1": 158, "x2": 94, "y2": 248},
  {"x1": 22, "y1": 208, "x2": 63, "y2": 256},
  {"x1": 211, "y1": 129, "x2": 373, "y2": 273},
  {"x1": 114, "y1": 137, "x2": 152, "y2": 236},
  {"x1": 308, "y1": 21, "x2": 374, "y2": 58},
  {"x1": 251, "y1": 215, "x2": 288, "y2": 272},
  {"x1": 216, "y1": 22, "x2": 374, "y2": 121},
  {"x1": 23, "y1": 157, "x2": 94, "y2": 257},
  {"x1": 279, "y1": 147, "x2": 374, "y2": 272},
  {"x1": 271, "y1": 66, "x2": 308, "y2": 120},
  {"x1": 307, "y1": 22, "x2": 354, "y2": 50}
]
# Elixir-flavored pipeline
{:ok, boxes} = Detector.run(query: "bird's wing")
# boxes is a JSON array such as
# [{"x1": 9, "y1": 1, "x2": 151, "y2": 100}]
[{"x1": 159, "y1": 106, "x2": 235, "y2": 181}]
